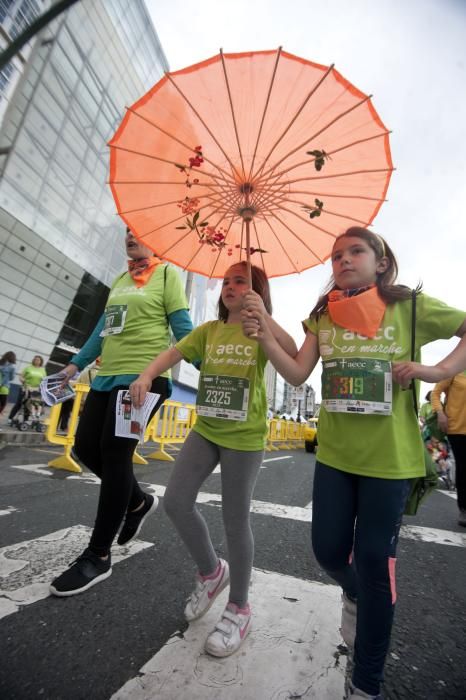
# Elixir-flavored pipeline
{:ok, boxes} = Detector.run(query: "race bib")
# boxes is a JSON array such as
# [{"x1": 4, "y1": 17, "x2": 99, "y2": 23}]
[
  {"x1": 100, "y1": 305, "x2": 128, "y2": 336},
  {"x1": 322, "y1": 357, "x2": 392, "y2": 415},
  {"x1": 196, "y1": 374, "x2": 250, "y2": 421}
]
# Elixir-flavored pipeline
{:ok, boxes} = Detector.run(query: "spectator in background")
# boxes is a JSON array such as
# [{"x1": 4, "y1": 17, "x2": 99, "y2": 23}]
[
  {"x1": 0, "y1": 351, "x2": 16, "y2": 419},
  {"x1": 8, "y1": 355, "x2": 46, "y2": 424},
  {"x1": 431, "y1": 372, "x2": 466, "y2": 526},
  {"x1": 419, "y1": 390, "x2": 433, "y2": 426}
]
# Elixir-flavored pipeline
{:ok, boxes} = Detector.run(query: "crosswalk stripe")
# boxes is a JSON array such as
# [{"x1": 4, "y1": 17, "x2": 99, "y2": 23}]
[
  {"x1": 9, "y1": 464, "x2": 466, "y2": 548},
  {"x1": 110, "y1": 567, "x2": 346, "y2": 700},
  {"x1": 262, "y1": 456, "x2": 293, "y2": 462},
  {"x1": 0, "y1": 526, "x2": 153, "y2": 620},
  {"x1": 437, "y1": 489, "x2": 457, "y2": 500}
]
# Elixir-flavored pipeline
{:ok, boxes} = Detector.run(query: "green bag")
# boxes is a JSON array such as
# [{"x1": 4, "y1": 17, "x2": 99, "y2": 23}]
[
  {"x1": 404, "y1": 445, "x2": 439, "y2": 516},
  {"x1": 422, "y1": 411, "x2": 446, "y2": 442},
  {"x1": 403, "y1": 290, "x2": 439, "y2": 516}
]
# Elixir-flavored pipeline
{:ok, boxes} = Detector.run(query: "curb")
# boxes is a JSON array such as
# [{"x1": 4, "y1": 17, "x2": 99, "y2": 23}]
[{"x1": 0, "y1": 429, "x2": 48, "y2": 448}]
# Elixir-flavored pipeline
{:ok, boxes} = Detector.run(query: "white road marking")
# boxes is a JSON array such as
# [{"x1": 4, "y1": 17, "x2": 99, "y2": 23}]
[
  {"x1": 0, "y1": 525, "x2": 153, "y2": 620},
  {"x1": 400, "y1": 525, "x2": 466, "y2": 548},
  {"x1": 437, "y1": 489, "x2": 457, "y2": 500},
  {"x1": 212, "y1": 455, "x2": 291, "y2": 474},
  {"x1": 147, "y1": 483, "x2": 313, "y2": 522},
  {"x1": 10, "y1": 464, "x2": 466, "y2": 547},
  {"x1": 0, "y1": 506, "x2": 17, "y2": 517},
  {"x1": 111, "y1": 568, "x2": 346, "y2": 700},
  {"x1": 262, "y1": 456, "x2": 292, "y2": 462}
]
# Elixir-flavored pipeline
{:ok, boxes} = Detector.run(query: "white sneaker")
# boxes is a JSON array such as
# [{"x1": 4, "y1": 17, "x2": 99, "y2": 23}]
[
  {"x1": 184, "y1": 559, "x2": 229, "y2": 622},
  {"x1": 204, "y1": 602, "x2": 252, "y2": 657},
  {"x1": 341, "y1": 592, "x2": 357, "y2": 647}
]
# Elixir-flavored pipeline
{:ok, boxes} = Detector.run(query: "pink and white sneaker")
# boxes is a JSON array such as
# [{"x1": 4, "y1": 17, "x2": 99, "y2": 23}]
[
  {"x1": 204, "y1": 602, "x2": 252, "y2": 657},
  {"x1": 184, "y1": 559, "x2": 230, "y2": 622}
]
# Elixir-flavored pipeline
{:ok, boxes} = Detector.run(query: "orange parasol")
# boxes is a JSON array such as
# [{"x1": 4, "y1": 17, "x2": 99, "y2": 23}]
[{"x1": 108, "y1": 49, "x2": 393, "y2": 282}]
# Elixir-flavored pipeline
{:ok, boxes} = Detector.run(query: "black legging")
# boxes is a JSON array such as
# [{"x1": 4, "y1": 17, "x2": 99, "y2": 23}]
[
  {"x1": 74, "y1": 378, "x2": 168, "y2": 556},
  {"x1": 8, "y1": 388, "x2": 27, "y2": 421},
  {"x1": 448, "y1": 434, "x2": 466, "y2": 510}
]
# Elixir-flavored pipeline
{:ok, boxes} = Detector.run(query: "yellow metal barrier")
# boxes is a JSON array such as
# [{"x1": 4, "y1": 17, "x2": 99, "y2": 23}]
[
  {"x1": 145, "y1": 401, "x2": 197, "y2": 462},
  {"x1": 266, "y1": 419, "x2": 287, "y2": 450},
  {"x1": 266, "y1": 418, "x2": 306, "y2": 451},
  {"x1": 285, "y1": 420, "x2": 306, "y2": 449},
  {"x1": 46, "y1": 383, "x2": 147, "y2": 472},
  {"x1": 46, "y1": 383, "x2": 89, "y2": 473}
]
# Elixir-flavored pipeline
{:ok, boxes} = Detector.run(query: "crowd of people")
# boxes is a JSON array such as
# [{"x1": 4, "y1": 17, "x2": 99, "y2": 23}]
[
  {"x1": 2, "y1": 225, "x2": 465, "y2": 700},
  {"x1": 0, "y1": 353, "x2": 46, "y2": 430}
]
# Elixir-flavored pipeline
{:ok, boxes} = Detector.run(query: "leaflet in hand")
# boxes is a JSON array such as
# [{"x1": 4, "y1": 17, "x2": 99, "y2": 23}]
[
  {"x1": 115, "y1": 390, "x2": 160, "y2": 442},
  {"x1": 40, "y1": 372, "x2": 76, "y2": 406}
]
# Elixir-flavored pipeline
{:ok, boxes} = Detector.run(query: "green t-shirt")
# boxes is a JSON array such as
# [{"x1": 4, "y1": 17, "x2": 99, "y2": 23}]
[
  {"x1": 22, "y1": 365, "x2": 46, "y2": 388},
  {"x1": 176, "y1": 321, "x2": 268, "y2": 451},
  {"x1": 419, "y1": 402, "x2": 433, "y2": 421},
  {"x1": 98, "y1": 265, "x2": 188, "y2": 378},
  {"x1": 304, "y1": 293, "x2": 465, "y2": 479}
]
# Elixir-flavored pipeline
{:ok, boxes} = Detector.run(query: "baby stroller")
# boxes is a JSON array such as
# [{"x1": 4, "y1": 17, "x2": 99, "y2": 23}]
[{"x1": 11, "y1": 387, "x2": 45, "y2": 433}]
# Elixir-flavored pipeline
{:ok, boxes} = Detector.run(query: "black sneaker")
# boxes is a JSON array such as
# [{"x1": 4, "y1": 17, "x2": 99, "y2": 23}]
[
  {"x1": 49, "y1": 548, "x2": 112, "y2": 597},
  {"x1": 117, "y1": 493, "x2": 158, "y2": 545}
]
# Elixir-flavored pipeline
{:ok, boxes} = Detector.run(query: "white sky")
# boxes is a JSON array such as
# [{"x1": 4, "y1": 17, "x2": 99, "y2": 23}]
[{"x1": 146, "y1": 0, "x2": 466, "y2": 400}]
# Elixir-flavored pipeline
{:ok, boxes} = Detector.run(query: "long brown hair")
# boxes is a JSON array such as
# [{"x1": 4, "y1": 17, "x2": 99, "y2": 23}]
[
  {"x1": 310, "y1": 227, "x2": 421, "y2": 319},
  {"x1": 218, "y1": 262, "x2": 272, "y2": 321},
  {"x1": 0, "y1": 351, "x2": 16, "y2": 365}
]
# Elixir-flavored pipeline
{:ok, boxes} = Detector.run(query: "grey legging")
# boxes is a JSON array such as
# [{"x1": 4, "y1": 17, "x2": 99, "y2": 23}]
[{"x1": 164, "y1": 430, "x2": 263, "y2": 607}]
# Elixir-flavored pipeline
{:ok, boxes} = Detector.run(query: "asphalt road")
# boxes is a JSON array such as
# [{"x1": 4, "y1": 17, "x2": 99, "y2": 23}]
[{"x1": 0, "y1": 443, "x2": 465, "y2": 700}]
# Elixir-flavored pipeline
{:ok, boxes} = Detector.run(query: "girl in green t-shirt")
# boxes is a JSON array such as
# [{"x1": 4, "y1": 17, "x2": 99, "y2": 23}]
[
  {"x1": 241, "y1": 226, "x2": 466, "y2": 700},
  {"x1": 130, "y1": 261, "x2": 297, "y2": 659}
]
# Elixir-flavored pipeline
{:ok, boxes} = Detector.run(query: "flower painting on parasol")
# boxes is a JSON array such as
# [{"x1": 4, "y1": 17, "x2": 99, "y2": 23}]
[{"x1": 109, "y1": 48, "x2": 393, "y2": 283}]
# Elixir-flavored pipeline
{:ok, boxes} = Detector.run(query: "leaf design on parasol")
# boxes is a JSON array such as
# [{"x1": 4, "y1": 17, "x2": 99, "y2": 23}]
[
  {"x1": 302, "y1": 198, "x2": 324, "y2": 219},
  {"x1": 306, "y1": 149, "x2": 332, "y2": 171}
]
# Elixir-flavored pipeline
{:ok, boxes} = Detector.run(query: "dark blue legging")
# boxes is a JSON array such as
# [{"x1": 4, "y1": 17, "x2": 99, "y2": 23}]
[{"x1": 311, "y1": 461, "x2": 411, "y2": 696}]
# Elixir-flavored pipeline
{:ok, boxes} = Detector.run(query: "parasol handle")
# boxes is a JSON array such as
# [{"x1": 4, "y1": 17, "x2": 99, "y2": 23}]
[
  {"x1": 244, "y1": 216, "x2": 258, "y2": 339},
  {"x1": 239, "y1": 186, "x2": 258, "y2": 339}
]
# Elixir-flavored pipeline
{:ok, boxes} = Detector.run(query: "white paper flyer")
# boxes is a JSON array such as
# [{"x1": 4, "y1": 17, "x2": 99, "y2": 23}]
[
  {"x1": 40, "y1": 372, "x2": 76, "y2": 406},
  {"x1": 114, "y1": 390, "x2": 160, "y2": 442}
]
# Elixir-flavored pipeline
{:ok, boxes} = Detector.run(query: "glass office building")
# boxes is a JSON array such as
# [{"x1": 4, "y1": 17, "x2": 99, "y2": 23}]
[{"x1": 0, "y1": 0, "x2": 217, "y2": 401}]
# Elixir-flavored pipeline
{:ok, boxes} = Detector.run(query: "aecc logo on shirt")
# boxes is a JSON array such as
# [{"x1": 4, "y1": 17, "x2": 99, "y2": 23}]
[{"x1": 206, "y1": 343, "x2": 254, "y2": 357}]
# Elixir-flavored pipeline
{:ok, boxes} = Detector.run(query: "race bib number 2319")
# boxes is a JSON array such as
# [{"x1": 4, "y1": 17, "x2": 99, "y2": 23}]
[{"x1": 322, "y1": 358, "x2": 392, "y2": 415}]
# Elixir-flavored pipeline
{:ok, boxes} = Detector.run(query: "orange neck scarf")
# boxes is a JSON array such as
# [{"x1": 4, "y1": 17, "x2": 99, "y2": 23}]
[
  {"x1": 127, "y1": 257, "x2": 162, "y2": 288},
  {"x1": 327, "y1": 285, "x2": 386, "y2": 338}
]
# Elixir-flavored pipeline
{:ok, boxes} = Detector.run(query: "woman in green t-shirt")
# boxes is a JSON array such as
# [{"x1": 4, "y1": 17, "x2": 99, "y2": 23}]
[
  {"x1": 50, "y1": 228, "x2": 193, "y2": 598},
  {"x1": 242, "y1": 226, "x2": 466, "y2": 700},
  {"x1": 8, "y1": 355, "x2": 46, "y2": 423},
  {"x1": 130, "y1": 261, "x2": 297, "y2": 659}
]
